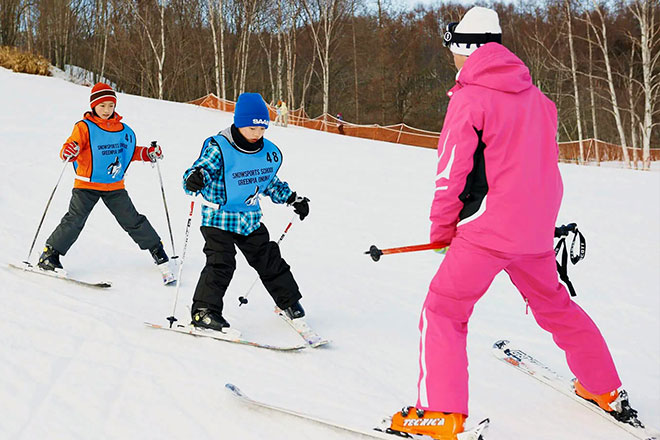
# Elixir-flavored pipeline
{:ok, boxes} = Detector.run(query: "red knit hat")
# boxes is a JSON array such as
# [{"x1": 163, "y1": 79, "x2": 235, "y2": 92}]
[{"x1": 90, "y1": 82, "x2": 117, "y2": 109}]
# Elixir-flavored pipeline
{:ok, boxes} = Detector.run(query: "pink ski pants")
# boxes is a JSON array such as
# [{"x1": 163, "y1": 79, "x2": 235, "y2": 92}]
[{"x1": 416, "y1": 237, "x2": 621, "y2": 415}]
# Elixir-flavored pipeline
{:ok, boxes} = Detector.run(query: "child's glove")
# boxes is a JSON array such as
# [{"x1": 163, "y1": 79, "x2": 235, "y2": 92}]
[
  {"x1": 287, "y1": 192, "x2": 310, "y2": 221},
  {"x1": 185, "y1": 168, "x2": 206, "y2": 192},
  {"x1": 61, "y1": 142, "x2": 80, "y2": 162},
  {"x1": 147, "y1": 144, "x2": 163, "y2": 162}
]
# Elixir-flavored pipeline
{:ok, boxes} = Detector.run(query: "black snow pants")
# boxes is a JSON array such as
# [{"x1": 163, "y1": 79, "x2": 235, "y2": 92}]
[
  {"x1": 192, "y1": 224, "x2": 302, "y2": 315},
  {"x1": 46, "y1": 188, "x2": 161, "y2": 255}
]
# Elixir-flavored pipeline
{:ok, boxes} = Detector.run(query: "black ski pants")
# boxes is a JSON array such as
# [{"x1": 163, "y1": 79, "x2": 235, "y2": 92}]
[
  {"x1": 46, "y1": 188, "x2": 161, "y2": 255},
  {"x1": 192, "y1": 224, "x2": 302, "y2": 315}
]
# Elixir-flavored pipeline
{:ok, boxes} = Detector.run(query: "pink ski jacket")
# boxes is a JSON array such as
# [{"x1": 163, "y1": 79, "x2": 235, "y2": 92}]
[{"x1": 430, "y1": 43, "x2": 563, "y2": 254}]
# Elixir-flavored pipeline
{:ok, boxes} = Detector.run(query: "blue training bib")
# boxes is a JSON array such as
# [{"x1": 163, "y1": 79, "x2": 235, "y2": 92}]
[
  {"x1": 208, "y1": 135, "x2": 282, "y2": 212},
  {"x1": 79, "y1": 119, "x2": 136, "y2": 184}
]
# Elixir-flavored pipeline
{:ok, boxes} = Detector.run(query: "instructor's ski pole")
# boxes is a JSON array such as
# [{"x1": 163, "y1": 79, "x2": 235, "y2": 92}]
[
  {"x1": 151, "y1": 141, "x2": 177, "y2": 259},
  {"x1": 25, "y1": 159, "x2": 70, "y2": 263},
  {"x1": 167, "y1": 198, "x2": 196, "y2": 328},
  {"x1": 365, "y1": 242, "x2": 448, "y2": 262},
  {"x1": 238, "y1": 214, "x2": 296, "y2": 307}
]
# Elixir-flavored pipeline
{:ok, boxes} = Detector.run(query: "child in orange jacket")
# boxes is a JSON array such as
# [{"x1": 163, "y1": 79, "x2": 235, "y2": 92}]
[{"x1": 38, "y1": 82, "x2": 174, "y2": 284}]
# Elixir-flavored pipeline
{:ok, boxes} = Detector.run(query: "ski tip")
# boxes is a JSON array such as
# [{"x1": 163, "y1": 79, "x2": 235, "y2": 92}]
[
  {"x1": 225, "y1": 383, "x2": 244, "y2": 397},
  {"x1": 492, "y1": 340, "x2": 510, "y2": 349},
  {"x1": 307, "y1": 340, "x2": 331, "y2": 348}
]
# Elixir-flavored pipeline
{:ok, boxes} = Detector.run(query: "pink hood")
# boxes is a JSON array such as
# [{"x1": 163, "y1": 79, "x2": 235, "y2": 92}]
[{"x1": 457, "y1": 43, "x2": 532, "y2": 94}]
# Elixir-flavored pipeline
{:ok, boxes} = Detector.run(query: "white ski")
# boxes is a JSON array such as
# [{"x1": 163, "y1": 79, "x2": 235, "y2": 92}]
[
  {"x1": 275, "y1": 307, "x2": 330, "y2": 348},
  {"x1": 492, "y1": 340, "x2": 659, "y2": 440},
  {"x1": 144, "y1": 322, "x2": 306, "y2": 352},
  {"x1": 9, "y1": 262, "x2": 112, "y2": 288},
  {"x1": 226, "y1": 383, "x2": 489, "y2": 439}
]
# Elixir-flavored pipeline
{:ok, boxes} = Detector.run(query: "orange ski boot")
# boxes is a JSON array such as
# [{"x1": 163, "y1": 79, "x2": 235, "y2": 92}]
[
  {"x1": 574, "y1": 380, "x2": 619, "y2": 412},
  {"x1": 574, "y1": 380, "x2": 644, "y2": 427},
  {"x1": 387, "y1": 406, "x2": 466, "y2": 439}
]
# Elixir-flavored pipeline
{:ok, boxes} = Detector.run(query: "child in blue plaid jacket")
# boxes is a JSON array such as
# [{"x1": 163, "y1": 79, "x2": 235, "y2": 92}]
[{"x1": 183, "y1": 93, "x2": 310, "y2": 331}]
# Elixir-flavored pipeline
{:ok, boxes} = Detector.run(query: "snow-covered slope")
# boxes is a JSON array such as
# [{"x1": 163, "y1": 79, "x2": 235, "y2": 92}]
[{"x1": 0, "y1": 67, "x2": 658, "y2": 440}]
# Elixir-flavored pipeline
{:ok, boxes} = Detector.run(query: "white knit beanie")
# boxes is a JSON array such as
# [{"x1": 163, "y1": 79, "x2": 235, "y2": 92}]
[{"x1": 450, "y1": 7, "x2": 502, "y2": 57}]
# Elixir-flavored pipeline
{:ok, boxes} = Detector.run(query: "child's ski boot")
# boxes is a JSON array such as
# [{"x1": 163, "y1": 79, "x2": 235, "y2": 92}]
[
  {"x1": 149, "y1": 242, "x2": 175, "y2": 285},
  {"x1": 191, "y1": 308, "x2": 230, "y2": 331},
  {"x1": 37, "y1": 244, "x2": 63, "y2": 271},
  {"x1": 282, "y1": 301, "x2": 305, "y2": 320}
]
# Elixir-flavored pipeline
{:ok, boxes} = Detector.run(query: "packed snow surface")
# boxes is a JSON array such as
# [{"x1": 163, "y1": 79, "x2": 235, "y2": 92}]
[{"x1": 0, "y1": 67, "x2": 658, "y2": 440}]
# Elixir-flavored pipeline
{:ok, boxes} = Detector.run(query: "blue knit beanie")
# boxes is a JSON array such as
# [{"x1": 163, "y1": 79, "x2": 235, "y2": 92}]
[{"x1": 234, "y1": 93, "x2": 270, "y2": 128}]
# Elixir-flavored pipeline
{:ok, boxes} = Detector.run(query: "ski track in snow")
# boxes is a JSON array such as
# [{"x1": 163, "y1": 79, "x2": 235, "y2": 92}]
[{"x1": 0, "y1": 67, "x2": 658, "y2": 440}]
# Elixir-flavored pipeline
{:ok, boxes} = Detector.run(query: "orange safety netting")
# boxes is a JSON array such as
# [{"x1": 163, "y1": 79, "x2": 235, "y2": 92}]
[
  {"x1": 189, "y1": 93, "x2": 440, "y2": 149},
  {"x1": 189, "y1": 94, "x2": 658, "y2": 164},
  {"x1": 557, "y1": 138, "x2": 660, "y2": 164}
]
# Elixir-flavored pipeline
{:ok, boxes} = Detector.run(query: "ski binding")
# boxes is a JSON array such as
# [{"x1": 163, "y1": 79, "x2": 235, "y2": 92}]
[{"x1": 275, "y1": 307, "x2": 330, "y2": 348}]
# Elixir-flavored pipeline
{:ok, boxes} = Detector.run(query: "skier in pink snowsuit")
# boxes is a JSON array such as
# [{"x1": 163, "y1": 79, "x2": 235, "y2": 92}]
[{"x1": 387, "y1": 7, "x2": 632, "y2": 440}]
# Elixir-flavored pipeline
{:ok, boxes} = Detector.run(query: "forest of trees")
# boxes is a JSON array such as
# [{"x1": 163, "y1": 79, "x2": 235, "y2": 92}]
[{"x1": 0, "y1": 0, "x2": 658, "y2": 167}]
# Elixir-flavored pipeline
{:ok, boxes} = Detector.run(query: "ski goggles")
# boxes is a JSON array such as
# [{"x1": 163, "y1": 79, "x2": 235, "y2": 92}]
[{"x1": 442, "y1": 22, "x2": 502, "y2": 48}]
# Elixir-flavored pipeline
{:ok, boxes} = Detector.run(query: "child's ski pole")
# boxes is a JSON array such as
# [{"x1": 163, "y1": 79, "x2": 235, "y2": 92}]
[
  {"x1": 167, "y1": 198, "x2": 196, "y2": 328},
  {"x1": 151, "y1": 141, "x2": 177, "y2": 259},
  {"x1": 365, "y1": 242, "x2": 448, "y2": 262},
  {"x1": 238, "y1": 214, "x2": 296, "y2": 307},
  {"x1": 25, "y1": 159, "x2": 70, "y2": 263}
]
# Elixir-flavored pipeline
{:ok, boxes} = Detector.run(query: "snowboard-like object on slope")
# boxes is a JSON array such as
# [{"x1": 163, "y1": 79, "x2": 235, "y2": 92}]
[
  {"x1": 144, "y1": 322, "x2": 306, "y2": 352},
  {"x1": 9, "y1": 262, "x2": 112, "y2": 288},
  {"x1": 492, "y1": 339, "x2": 659, "y2": 440},
  {"x1": 225, "y1": 383, "x2": 489, "y2": 440},
  {"x1": 274, "y1": 307, "x2": 330, "y2": 348}
]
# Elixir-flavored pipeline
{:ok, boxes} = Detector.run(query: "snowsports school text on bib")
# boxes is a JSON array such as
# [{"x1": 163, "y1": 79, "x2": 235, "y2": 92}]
[
  {"x1": 78, "y1": 119, "x2": 136, "y2": 184},
  {"x1": 207, "y1": 135, "x2": 282, "y2": 212}
]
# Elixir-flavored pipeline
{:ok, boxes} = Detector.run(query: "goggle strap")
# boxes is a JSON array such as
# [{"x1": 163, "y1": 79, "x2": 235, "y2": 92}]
[{"x1": 448, "y1": 32, "x2": 502, "y2": 45}]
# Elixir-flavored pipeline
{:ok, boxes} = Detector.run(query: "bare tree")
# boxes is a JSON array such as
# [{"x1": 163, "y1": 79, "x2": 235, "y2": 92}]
[
  {"x1": 587, "y1": 2, "x2": 631, "y2": 168},
  {"x1": 208, "y1": 0, "x2": 226, "y2": 100},
  {"x1": 586, "y1": 21, "x2": 600, "y2": 164},
  {"x1": 256, "y1": 27, "x2": 276, "y2": 101},
  {"x1": 565, "y1": 0, "x2": 585, "y2": 163},
  {"x1": 629, "y1": 0, "x2": 659, "y2": 170},
  {"x1": 300, "y1": 0, "x2": 348, "y2": 117},
  {"x1": 350, "y1": 0, "x2": 359, "y2": 122},
  {"x1": 281, "y1": 0, "x2": 301, "y2": 108},
  {"x1": 627, "y1": 44, "x2": 641, "y2": 168},
  {"x1": 127, "y1": 0, "x2": 167, "y2": 99},
  {"x1": 1, "y1": 0, "x2": 29, "y2": 46}
]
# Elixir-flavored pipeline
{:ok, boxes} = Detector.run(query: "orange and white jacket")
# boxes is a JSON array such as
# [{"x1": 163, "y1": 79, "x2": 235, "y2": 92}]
[{"x1": 61, "y1": 112, "x2": 152, "y2": 191}]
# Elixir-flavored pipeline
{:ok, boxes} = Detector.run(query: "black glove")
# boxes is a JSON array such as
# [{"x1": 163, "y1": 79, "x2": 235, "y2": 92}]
[
  {"x1": 185, "y1": 168, "x2": 206, "y2": 192},
  {"x1": 287, "y1": 192, "x2": 310, "y2": 221}
]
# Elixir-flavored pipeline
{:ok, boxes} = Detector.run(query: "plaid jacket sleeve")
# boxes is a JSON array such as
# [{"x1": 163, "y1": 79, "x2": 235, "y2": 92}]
[
  {"x1": 264, "y1": 175, "x2": 293, "y2": 204},
  {"x1": 182, "y1": 138, "x2": 226, "y2": 205}
]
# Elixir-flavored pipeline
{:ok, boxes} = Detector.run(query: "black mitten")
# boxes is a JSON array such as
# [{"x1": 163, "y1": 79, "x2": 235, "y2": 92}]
[
  {"x1": 287, "y1": 192, "x2": 310, "y2": 221},
  {"x1": 185, "y1": 168, "x2": 206, "y2": 192}
]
